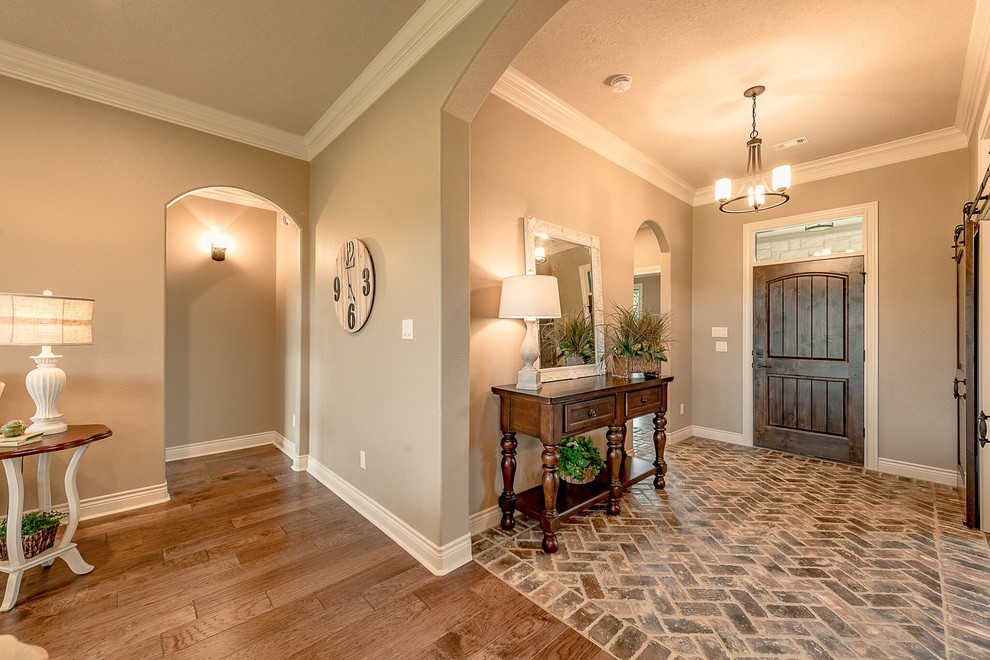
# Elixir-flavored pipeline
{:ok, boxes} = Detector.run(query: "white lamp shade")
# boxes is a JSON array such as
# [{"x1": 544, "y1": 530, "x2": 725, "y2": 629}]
[
  {"x1": 772, "y1": 165, "x2": 792, "y2": 191},
  {"x1": 715, "y1": 178, "x2": 732, "y2": 202},
  {"x1": 498, "y1": 275, "x2": 561, "y2": 319},
  {"x1": 0, "y1": 292, "x2": 94, "y2": 346}
]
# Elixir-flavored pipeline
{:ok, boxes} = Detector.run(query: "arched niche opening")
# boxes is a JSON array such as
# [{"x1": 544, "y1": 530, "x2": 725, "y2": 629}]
[{"x1": 164, "y1": 187, "x2": 305, "y2": 473}]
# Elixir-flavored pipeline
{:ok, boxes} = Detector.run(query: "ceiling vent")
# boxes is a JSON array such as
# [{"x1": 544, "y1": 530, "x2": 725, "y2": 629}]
[{"x1": 773, "y1": 137, "x2": 808, "y2": 151}]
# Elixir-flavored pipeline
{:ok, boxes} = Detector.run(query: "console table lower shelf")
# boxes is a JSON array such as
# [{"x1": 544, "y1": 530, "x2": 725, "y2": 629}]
[{"x1": 513, "y1": 455, "x2": 656, "y2": 524}]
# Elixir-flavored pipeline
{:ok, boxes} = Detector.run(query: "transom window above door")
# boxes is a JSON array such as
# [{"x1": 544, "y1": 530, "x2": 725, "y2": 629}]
[{"x1": 754, "y1": 215, "x2": 863, "y2": 264}]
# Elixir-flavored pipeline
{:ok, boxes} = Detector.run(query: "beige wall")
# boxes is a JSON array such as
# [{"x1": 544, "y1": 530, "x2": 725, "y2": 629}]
[
  {"x1": 276, "y1": 214, "x2": 303, "y2": 444},
  {"x1": 165, "y1": 196, "x2": 277, "y2": 448},
  {"x1": 634, "y1": 225, "x2": 664, "y2": 270},
  {"x1": 635, "y1": 274, "x2": 661, "y2": 314},
  {"x1": 0, "y1": 76, "x2": 308, "y2": 509},
  {"x1": 692, "y1": 149, "x2": 968, "y2": 470},
  {"x1": 469, "y1": 95, "x2": 694, "y2": 517},
  {"x1": 307, "y1": 0, "x2": 515, "y2": 546}
]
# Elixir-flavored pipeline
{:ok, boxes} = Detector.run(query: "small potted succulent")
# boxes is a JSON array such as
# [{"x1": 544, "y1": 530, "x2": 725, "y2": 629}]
[
  {"x1": 558, "y1": 436, "x2": 606, "y2": 485},
  {"x1": 547, "y1": 311, "x2": 596, "y2": 366},
  {"x1": 0, "y1": 510, "x2": 65, "y2": 561},
  {"x1": 604, "y1": 305, "x2": 671, "y2": 378}
]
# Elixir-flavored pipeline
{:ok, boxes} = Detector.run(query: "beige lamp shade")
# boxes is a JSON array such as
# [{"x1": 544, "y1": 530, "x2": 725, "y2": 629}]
[
  {"x1": 0, "y1": 292, "x2": 94, "y2": 346},
  {"x1": 498, "y1": 275, "x2": 561, "y2": 319}
]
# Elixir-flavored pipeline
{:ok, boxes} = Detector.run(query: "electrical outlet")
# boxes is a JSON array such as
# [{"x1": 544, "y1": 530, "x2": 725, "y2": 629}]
[
  {"x1": 715, "y1": 341, "x2": 728, "y2": 352},
  {"x1": 402, "y1": 319, "x2": 414, "y2": 340},
  {"x1": 712, "y1": 327, "x2": 728, "y2": 337},
  {"x1": 291, "y1": 414, "x2": 296, "y2": 428},
  {"x1": 680, "y1": 403, "x2": 685, "y2": 415},
  {"x1": 360, "y1": 451, "x2": 366, "y2": 470}
]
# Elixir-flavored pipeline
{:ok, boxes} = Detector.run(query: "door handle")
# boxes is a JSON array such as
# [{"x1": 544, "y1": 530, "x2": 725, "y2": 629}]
[
  {"x1": 954, "y1": 377, "x2": 966, "y2": 400},
  {"x1": 980, "y1": 411, "x2": 989, "y2": 448}
]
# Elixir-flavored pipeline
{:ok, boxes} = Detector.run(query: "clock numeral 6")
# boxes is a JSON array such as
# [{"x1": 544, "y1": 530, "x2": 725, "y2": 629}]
[
  {"x1": 348, "y1": 303, "x2": 356, "y2": 330},
  {"x1": 362, "y1": 268, "x2": 371, "y2": 296},
  {"x1": 333, "y1": 277, "x2": 341, "y2": 302}
]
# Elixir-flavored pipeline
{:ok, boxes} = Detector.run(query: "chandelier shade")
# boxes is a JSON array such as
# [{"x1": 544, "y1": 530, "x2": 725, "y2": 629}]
[{"x1": 715, "y1": 86, "x2": 791, "y2": 214}]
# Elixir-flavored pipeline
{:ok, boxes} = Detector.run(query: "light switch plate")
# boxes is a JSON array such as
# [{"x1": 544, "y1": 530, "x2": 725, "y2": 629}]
[
  {"x1": 715, "y1": 341, "x2": 728, "y2": 352},
  {"x1": 712, "y1": 327, "x2": 728, "y2": 338},
  {"x1": 402, "y1": 319, "x2": 413, "y2": 340}
]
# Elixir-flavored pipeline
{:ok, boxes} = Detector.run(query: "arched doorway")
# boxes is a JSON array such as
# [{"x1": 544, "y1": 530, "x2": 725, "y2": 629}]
[{"x1": 163, "y1": 187, "x2": 305, "y2": 476}]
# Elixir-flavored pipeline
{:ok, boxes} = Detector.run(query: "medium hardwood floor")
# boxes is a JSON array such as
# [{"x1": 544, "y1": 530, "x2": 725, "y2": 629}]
[{"x1": 1, "y1": 446, "x2": 608, "y2": 659}]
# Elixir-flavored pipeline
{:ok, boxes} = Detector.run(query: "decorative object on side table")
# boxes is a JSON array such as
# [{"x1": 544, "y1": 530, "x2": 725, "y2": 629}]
[
  {"x1": 604, "y1": 304, "x2": 671, "y2": 379},
  {"x1": 0, "y1": 511, "x2": 64, "y2": 561},
  {"x1": 546, "y1": 311, "x2": 596, "y2": 366},
  {"x1": 0, "y1": 290, "x2": 95, "y2": 435},
  {"x1": 558, "y1": 435, "x2": 606, "y2": 484},
  {"x1": 498, "y1": 274, "x2": 561, "y2": 390}
]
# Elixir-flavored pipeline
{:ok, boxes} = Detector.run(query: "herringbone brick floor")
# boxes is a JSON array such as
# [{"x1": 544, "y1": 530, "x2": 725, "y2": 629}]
[{"x1": 473, "y1": 427, "x2": 990, "y2": 659}]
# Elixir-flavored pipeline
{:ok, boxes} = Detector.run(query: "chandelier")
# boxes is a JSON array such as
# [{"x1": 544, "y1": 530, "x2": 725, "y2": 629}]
[{"x1": 715, "y1": 85, "x2": 791, "y2": 214}]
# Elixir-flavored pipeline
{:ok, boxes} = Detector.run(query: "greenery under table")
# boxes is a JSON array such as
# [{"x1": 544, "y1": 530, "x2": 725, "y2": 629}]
[{"x1": 491, "y1": 375, "x2": 672, "y2": 553}]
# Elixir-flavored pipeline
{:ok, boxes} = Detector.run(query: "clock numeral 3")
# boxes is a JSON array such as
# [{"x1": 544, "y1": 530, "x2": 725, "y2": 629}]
[
  {"x1": 333, "y1": 277, "x2": 341, "y2": 302},
  {"x1": 347, "y1": 303, "x2": 356, "y2": 330},
  {"x1": 362, "y1": 268, "x2": 371, "y2": 296}
]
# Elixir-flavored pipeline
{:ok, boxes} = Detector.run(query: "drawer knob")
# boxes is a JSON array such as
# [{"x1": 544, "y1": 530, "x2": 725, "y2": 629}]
[
  {"x1": 587, "y1": 409, "x2": 598, "y2": 418},
  {"x1": 640, "y1": 396, "x2": 649, "y2": 403}
]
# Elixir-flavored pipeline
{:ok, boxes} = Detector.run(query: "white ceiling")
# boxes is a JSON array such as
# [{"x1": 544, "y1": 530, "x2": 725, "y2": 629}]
[
  {"x1": 0, "y1": 0, "x2": 984, "y2": 188},
  {"x1": 511, "y1": 0, "x2": 977, "y2": 188}
]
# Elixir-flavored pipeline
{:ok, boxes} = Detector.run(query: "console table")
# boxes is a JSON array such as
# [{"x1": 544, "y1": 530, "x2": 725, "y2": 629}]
[
  {"x1": 1, "y1": 424, "x2": 112, "y2": 611},
  {"x1": 492, "y1": 375, "x2": 672, "y2": 553}
]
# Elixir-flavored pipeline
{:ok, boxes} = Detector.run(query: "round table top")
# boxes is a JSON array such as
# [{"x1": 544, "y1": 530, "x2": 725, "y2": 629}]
[{"x1": 0, "y1": 424, "x2": 112, "y2": 459}]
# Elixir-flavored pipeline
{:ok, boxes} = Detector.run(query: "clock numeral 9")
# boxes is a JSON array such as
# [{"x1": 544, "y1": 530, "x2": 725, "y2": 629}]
[
  {"x1": 333, "y1": 277, "x2": 341, "y2": 302},
  {"x1": 362, "y1": 268, "x2": 371, "y2": 296},
  {"x1": 347, "y1": 303, "x2": 356, "y2": 330}
]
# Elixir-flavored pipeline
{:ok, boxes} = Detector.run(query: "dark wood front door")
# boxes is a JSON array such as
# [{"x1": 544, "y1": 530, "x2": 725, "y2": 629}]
[
  {"x1": 754, "y1": 256, "x2": 865, "y2": 464},
  {"x1": 954, "y1": 219, "x2": 979, "y2": 528}
]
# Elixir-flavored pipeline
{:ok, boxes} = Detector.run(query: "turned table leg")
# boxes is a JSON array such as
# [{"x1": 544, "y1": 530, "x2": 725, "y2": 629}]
[
  {"x1": 606, "y1": 425, "x2": 624, "y2": 515},
  {"x1": 498, "y1": 431, "x2": 518, "y2": 530},
  {"x1": 653, "y1": 408, "x2": 669, "y2": 490},
  {"x1": 540, "y1": 443, "x2": 560, "y2": 553}
]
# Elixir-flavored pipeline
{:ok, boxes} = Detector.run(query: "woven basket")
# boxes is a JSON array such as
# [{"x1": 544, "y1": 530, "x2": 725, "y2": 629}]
[
  {"x1": 0, "y1": 524, "x2": 58, "y2": 561},
  {"x1": 561, "y1": 466, "x2": 599, "y2": 485},
  {"x1": 610, "y1": 355, "x2": 662, "y2": 379}
]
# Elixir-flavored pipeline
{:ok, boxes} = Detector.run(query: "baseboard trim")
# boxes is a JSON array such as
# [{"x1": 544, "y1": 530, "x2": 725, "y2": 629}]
[
  {"x1": 70, "y1": 483, "x2": 170, "y2": 521},
  {"x1": 306, "y1": 456, "x2": 471, "y2": 575},
  {"x1": 469, "y1": 506, "x2": 502, "y2": 536},
  {"x1": 272, "y1": 432, "x2": 307, "y2": 472},
  {"x1": 165, "y1": 432, "x2": 277, "y2": 462},
  {"x1": 690, "y1": 425, "x2": 749, "y2": 446},
  {"x1": 667, "y1": 426, "x2": 693, "y2": 444},
  {"x1": 876, "y1": 457, "x2": 958, "y2": 487}
]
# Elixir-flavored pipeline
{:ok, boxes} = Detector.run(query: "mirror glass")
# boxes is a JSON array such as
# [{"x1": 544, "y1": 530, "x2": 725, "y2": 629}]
[{"x1": 524, "y1": 217, "x2": 604, "y2": 381}]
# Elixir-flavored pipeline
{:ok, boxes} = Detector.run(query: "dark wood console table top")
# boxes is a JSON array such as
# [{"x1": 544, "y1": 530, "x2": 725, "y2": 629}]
[{"x1": 492, "y1": 374, "x2": 673, "y2": 553}]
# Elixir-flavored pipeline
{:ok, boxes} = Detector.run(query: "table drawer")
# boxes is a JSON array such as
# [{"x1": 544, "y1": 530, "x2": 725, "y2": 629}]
[
  {"x1": 563, "y1": 396, "x2": 615, "y2": 434},
  {"x1": 625, "y1": 388, "x2": 661, "y2": 417}
]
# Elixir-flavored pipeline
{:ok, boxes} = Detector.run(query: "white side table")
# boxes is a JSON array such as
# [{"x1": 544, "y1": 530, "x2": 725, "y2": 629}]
[{"x1": 1, "y1": 424, "x2": 112, "y2": 611}]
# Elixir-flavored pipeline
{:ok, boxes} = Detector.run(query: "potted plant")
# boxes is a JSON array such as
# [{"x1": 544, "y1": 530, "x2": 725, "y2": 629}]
[
  {"x1": 0, "y1": 510, "x2": 65, "y2": 561},
  {"x1": 604, "y1": 304, "x2": 671, "y2": 378},
  {"x1": 546, "y1": 311, "x2": 596, "y2": 366},
  {"x1": 558, "y1": 435, "x2": 607, "y2": 484}
]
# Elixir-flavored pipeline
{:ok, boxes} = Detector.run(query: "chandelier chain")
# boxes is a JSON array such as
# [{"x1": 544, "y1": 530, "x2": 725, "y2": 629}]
[{"x1": 750, "y1": 93, "x2": 759, "y2": 140}]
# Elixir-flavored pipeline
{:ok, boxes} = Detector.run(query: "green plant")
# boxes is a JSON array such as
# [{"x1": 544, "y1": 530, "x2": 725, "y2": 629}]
[
  {"x1": 547, "y1": 311, "x2": 596, "y2": 362},
  {"x1": 0, "y1": 510, "x2": 64, "y2": 537},
  {"x1": 558, "y1": 436, "x2": 606, "y2": 482},
  {"x1": 604, "y1": 305, "x2": 671, "y2": 362}
]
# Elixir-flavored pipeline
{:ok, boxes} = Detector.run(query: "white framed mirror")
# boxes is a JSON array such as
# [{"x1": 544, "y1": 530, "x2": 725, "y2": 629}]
[{"x1": 524, "y1": 216, "x2": 605, "y2": 382}]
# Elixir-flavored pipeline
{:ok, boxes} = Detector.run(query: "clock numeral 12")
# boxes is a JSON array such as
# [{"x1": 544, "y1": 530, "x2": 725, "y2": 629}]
[{"x1": 333, "y1": 277, "x2": 341, "y2": 302}]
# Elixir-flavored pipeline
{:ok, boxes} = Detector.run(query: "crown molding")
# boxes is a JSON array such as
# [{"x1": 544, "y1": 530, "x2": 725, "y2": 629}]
[
  {"x1": 0, "y1": 39, "x2": 309, "y2": 160},
  {"x1": 957, "y1": 0, "x2": 990, "y2": 138},
  {"x1": 304, "y1": 0, "x2": 484, "y2": 158},
  {"x1": 693, "y1": 127, "x2": 969, "y2": 206},
  {"x1": 491, "y1": 67, "x2": 696, "y2": 206}
]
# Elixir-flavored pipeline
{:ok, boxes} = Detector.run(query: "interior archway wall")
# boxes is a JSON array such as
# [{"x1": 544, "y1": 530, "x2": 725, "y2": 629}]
[
  {"x1": 634, "y1": 221, "x2": 674, "y2": 367},
  {"x1": 448, "y1": 6, "x2": 695, "y2": 524}
]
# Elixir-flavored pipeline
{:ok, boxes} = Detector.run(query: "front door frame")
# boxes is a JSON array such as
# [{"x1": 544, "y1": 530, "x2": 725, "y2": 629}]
[{"x1": 742, "y1": 202, "x2": 879, "y2": 470}]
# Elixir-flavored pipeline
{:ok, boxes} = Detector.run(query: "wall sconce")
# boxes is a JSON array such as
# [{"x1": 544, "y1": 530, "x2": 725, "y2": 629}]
[
  {"x1": 534, "y1": 246, "x2": 547, "y2": 264},
  {"x1": 210, "y1": 235, "x2": 229, "y2": 261}
]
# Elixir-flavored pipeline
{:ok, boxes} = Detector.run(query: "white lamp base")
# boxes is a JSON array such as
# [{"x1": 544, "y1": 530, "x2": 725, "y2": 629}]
[
  {"x1": 515, "y1": 318, "x2": 543, "y2": 391},
  {"x1": 25, "y1": 347, "x2": 68, "y2": 435},
  {"x1": 516, "y1": 367, "x2": 542, "y2": 391}
]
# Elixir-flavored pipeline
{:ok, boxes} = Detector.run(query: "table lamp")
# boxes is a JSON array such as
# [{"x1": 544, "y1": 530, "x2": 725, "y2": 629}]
[
  {"x1": 0, "y1": 291, "x2": 95, "y2": 434},
  {"x1": 499, "y1": 275, "x2": 560, "y2": 390}
]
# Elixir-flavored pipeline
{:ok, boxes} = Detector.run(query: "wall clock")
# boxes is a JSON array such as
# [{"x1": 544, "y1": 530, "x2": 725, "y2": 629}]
[{"x1": 332, "y1": 238, "x2": 376, "y2": 332}]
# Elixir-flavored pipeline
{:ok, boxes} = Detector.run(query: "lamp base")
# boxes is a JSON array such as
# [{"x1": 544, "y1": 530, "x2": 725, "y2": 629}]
[
  {"x1": 24, "y1": 347, "x2": 68, "y2": 435},
  {"x1": 516, "y1": 367, "x2": 542, "y2": 391},
  {"x1": 26, "y1": 418, "x2": 67, "y2": 435}
]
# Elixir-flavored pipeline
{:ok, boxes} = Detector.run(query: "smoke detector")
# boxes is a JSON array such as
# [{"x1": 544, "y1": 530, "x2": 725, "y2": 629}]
[{"x1": 605, "y1": 74, "x2": 633, "y2": 93}]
